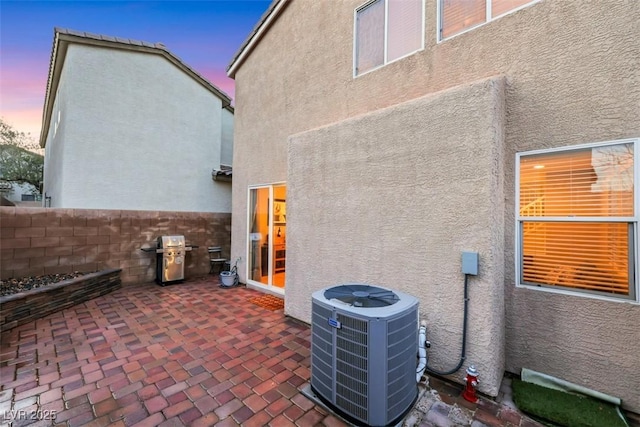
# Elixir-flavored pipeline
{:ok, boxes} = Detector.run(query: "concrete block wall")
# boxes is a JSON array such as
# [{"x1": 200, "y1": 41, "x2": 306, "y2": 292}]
[{"x1": 0, "y1": 207, "x2": 231, "y2": 284}]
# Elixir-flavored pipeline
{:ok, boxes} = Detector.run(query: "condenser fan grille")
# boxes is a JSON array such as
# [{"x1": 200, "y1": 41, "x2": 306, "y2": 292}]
[{"x1": 324, "y1": 284, "x2": 400, "y2": 307}]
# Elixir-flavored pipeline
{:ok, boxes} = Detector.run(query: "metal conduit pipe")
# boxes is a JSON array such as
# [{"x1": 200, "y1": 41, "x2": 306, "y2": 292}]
[{"x1": 425, "y1": 274, "x2": 471, "y2": 376}]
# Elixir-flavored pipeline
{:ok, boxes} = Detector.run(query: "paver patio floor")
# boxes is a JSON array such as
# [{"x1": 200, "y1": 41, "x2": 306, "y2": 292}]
[{"x1": 1, "y1": 277, "x2": 541, "y2": 426}]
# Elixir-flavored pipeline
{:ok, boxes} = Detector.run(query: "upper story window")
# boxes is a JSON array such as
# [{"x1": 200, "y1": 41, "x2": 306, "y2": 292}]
[
  {"x1": 440, "y1": 0, "x2": 536, "y2": 40},
  {"x1": 354, "y1": 0, "x2": 424, "y2": 76},
  {"x1": 516, "y1": 139, "x2": 638, "y2": 302}
]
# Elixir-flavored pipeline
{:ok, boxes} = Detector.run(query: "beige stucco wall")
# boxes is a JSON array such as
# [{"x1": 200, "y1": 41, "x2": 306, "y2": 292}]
[
  {"x1": 231, "y1": 0, "x2": 640, "y2": 410},
  {"x1": 44, "y1": 44, "x2": 231, "y2": 213},
  {"x1": 288, "y1": 77, "x2": 507, "y2": 396},
  {"x1": 505, "y1": 286, "x2": 640, "y2": 410}
]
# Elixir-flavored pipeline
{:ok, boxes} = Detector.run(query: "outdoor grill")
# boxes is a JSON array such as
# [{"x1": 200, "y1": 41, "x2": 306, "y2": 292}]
[{"x1": 153, "y1": 235, "x2": 193, "y2": 285}]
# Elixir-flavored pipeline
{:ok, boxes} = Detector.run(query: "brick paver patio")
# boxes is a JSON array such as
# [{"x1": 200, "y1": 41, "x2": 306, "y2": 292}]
[{"x1": 1, "y1": 277, "x2": 541, "y2": 426}]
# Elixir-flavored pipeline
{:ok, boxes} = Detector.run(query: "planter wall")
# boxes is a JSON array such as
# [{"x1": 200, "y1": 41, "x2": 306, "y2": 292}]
[{"x1": 0, "y1": 268, "x2": 121, "y2": 332}]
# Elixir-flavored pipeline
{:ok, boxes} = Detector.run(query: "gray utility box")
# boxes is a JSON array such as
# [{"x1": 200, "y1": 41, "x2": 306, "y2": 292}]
[{"x1": 462, "y1": 251, "x2": 479, "y2": 275}]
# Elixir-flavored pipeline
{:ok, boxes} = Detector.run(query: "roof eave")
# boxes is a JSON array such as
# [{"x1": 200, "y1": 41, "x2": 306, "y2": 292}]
[
  {"x1": 212, "y1": 168, "x2": 232, "y2": 182},
  {"x1": 39, "y1": 31, "x2": 63, "y2": 148},
  {"x1": 226, "y1": 0, "x2": 289, "y2": 78}
]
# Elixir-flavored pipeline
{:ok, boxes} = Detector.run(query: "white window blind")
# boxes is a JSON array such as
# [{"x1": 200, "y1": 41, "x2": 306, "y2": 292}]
[
  {"x1": 387, "y1": 0, "x2": 423, "y2": 62},
  {"x1": 518, "y1": 141, "x2": 637, "y2": 300},
  {"x1": 492, "y1": 0, "x2": 532, "y2": 17},
  {"x1": 355, "y1": 0, "x2": 423, "y2": 76},
  {"x1": 440, "y1": 0, "x2": 536, "y2": 40},
  {"x1": 441, "y1": 0, "x2": 485, "y2": 39},
  {"x1": 356, "y1": 0, "x2": 385, "y2": 75}
]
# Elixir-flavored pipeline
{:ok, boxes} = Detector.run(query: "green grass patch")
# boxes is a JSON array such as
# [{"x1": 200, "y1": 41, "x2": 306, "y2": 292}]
[{"x1": 512, "y1": 379, "x2": 627, "y2": 427}]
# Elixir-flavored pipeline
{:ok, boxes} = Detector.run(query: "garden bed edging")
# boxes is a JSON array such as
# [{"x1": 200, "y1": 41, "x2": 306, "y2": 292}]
[{"x1": 0, "y1": 268, "x2": 122, "y2": 332}]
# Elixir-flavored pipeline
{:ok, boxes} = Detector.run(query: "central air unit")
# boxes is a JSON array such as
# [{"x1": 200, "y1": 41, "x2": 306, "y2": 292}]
[{"x1": 311, "y1": 284, "x2": 419, "y2": 427}]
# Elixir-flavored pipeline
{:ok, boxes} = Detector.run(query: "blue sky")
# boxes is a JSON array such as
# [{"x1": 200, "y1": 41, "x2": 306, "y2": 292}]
[{"x1": 0, "y1": 0, "x2": 271, "y2": 137}]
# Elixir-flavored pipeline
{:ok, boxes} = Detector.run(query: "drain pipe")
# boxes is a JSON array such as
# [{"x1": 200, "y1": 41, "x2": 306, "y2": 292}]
[
  {"x1": 424, "y1": 273, "x2": 471, "y2": 376},
  {"x1": 416, "y1": 321, "x2": 428, "y2": 382}
]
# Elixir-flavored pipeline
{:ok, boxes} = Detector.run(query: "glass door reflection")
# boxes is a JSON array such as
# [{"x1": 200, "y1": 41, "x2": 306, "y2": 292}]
[{"x1": 248, "y1": 185, "x2": 286, "y2": 290}]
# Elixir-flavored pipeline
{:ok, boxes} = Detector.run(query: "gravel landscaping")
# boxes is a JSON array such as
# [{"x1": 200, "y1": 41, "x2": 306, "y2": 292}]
[{"x1": 0, "y1": 272, "x2": 90, "y2": 296}]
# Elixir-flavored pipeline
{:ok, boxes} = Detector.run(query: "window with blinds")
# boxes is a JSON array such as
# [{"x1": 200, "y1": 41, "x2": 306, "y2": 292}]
[
  {"x1": 356, "y1": 0, "x2": 385, "y2": 75},
  {"x1": 440, "y1": 0, "x2": 536, "y2": 40},
  {"x1": 517, "y1": 140, "x2": 637, "y2": 301},
  {"x1": 355, "y1": 0, "x2": 424, "y2": 76}
]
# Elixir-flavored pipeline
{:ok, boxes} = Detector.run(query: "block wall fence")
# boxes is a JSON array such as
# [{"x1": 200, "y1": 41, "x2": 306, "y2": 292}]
[{"x1": 0, "y1": 207, "x2": 231, "y2": 284}]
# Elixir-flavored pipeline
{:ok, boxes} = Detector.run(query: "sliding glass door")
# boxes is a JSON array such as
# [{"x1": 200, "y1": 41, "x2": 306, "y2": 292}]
[{"x1": 248, "y1": 184, "x2": 286, "y2": 292}]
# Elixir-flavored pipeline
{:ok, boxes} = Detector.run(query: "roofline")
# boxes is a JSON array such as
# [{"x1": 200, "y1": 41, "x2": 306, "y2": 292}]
[
  {"x1": 226, "y1": 0, "x2": 289, "y2": 78},
  {"x1": 40, "y1": 28, "x2": 233, "y2": 147}
]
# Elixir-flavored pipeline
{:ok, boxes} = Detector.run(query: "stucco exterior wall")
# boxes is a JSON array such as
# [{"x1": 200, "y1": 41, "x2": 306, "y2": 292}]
[
  {"x1": 43, "y1": 62, "x2": 69, "y2": 206},
  {"x1": 505, "y1": 286, "x2": 640, "y2": 411},
  {"x1": 44, "y1": 44, "x2": 231, "y2": 213},
  {"x1": 221, "y1": 107, "x2": 234, "y2": 166},
  {"x1": 288, "y1": 77, "x2": 506, "y2": 396},
  {"x1": 231, "y1": 0, "x2": 640, "y2": 410}
]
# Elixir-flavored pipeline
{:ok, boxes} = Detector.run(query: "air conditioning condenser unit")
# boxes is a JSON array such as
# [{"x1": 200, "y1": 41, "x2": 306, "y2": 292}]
[{"x1": 311, "y1": 284, "x2": 419, "y2": 426}]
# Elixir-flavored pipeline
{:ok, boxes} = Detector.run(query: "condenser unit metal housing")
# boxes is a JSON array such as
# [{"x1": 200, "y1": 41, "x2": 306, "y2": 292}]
[{"x1": 311, "y1": 284, "x2": 419, "y2": 426}]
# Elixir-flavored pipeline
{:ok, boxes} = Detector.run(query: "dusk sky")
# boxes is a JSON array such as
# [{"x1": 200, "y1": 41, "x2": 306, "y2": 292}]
[{"x1": 0, "y1": 0, "x2": 271, "y2": 139}]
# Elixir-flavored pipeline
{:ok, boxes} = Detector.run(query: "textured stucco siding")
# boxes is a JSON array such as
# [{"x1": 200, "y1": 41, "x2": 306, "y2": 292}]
[
  {"x1": 288, "y1": 77, "x2": 506, "y2": 396},
  {"x1": 43, "y1": 62, "x2": 69, "y2": 207},
  {"x1": 505, "y1": 287, "x2": 640, "y2": 411},
  {"x1": 231, "y1": 0, "x2": 640, "y2": 409},
  {"x1": 46, "y1": 44, "x2": 230, "y2": 212},
  {"x1": 221, "y1": 108, "x2": 234, "y2": 166}
]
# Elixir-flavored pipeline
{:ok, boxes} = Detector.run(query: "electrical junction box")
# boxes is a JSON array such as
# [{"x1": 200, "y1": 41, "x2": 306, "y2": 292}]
[{"x1": 462, "y1": 251, "x2": 479, "y2": 275}]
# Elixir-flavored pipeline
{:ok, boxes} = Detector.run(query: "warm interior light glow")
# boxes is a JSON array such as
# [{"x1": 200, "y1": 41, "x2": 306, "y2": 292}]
[{"x1": 519, "y1": 143, "x2": 634, "y2": 296}]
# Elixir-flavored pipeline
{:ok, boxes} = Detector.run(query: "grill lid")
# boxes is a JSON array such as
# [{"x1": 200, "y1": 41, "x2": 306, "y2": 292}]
[{"x1": 158, "y1": 235, "x2": 185, "y2": 248}]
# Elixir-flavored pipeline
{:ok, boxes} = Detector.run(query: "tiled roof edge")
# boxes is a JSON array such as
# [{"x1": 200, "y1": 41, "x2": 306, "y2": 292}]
[
  {"x1": 54, "y1": 27, "x2": 172, "y2": 52},
  {"x1": 40, "y1": 27, "x2": 232, "y2": 147},
  {"x1": 226, "y1": 0, "x2": 288, "y2": 77}
]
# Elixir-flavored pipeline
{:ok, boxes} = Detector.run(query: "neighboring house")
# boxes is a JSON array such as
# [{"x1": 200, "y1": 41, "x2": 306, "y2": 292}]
[
  {"x1": 227, "y1": 0, "x2": 639, "y2": 414},
  {"x1": 0, "y1": 142, "x2": 44, "y2": 205},
  {"x1": 0, "y1": 181, "x2": 41, "y2": 205},
  {"x1": 40, "y1": 28, "x2": 233, "y2": 212}
]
